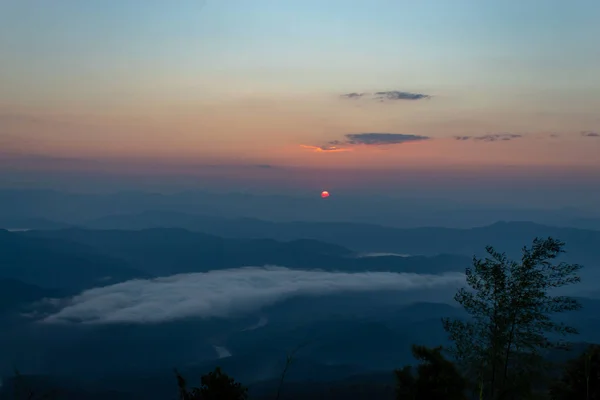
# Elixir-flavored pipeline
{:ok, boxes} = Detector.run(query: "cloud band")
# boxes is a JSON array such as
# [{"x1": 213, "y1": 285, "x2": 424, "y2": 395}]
[{"x1": 42, "y1": 266, "x2": 464, "y2": 325}]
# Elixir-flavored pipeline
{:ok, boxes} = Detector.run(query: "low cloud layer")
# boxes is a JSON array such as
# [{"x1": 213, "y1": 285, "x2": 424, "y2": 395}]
[
  {"x1": 42, "y1": 266, "x2": 464, "y2": 325},
  {"x1": 303, "y1": 133, "x2": 430, "y2": 152},
  {"x1": 340, "y1": 91, "x2": 431, "y2": 102},
  {"x1": 454, "y1": 133, "x2": 523, "y2": 142}
]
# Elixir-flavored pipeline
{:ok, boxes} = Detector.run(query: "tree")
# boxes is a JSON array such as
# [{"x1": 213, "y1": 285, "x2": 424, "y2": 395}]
[
  {"x1": 442, "y1": 237, "x2": 582, "y2": 399},
  {"x1": 176, "y1": 367, "x2": 248, "y2": 400},
  {"x1": 550, "y1": 344, "x2": 600, "y2": 400},
  {"x1": 395, "y1": 344, "x2": 468, "y2": 400}
]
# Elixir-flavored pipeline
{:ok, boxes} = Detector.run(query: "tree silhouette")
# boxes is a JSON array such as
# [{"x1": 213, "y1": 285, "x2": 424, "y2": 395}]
[
  {"x1": 442, "y1": 237, "x2": 582, "y2": 398},
  {"x1": 175, "y1": 367, "x2": 248, "y2": 400},
  {"x1": 550, "y1": 344, "x2": 600, "y2": 400},
  {"x1": 395, "y1": 344, "x2": 467, "y2": 400},
  {"x1": 11, "y1": 369, "x2": 58, "y2": 400}
]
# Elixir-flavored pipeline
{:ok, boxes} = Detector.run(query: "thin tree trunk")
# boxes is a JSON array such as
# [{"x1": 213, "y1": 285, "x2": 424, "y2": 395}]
[
  {"x1": 585, "y1": 351, "x2": 591, "y2": 400},
  {"x1": 501, "y1": 303, "x2": 519, "y2": 395},
  {"x1": 490, "y1": 264, "x2": 505, "y2": 399}
]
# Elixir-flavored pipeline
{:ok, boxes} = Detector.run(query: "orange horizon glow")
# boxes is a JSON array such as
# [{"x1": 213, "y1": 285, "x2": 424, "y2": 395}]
[{"x1": 2, "y1": 89, "x2": 600, "y2": 172}]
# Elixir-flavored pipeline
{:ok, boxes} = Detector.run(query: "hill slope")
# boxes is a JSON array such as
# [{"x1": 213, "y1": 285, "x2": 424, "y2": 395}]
[{"x1": 0, "y1": 230, "x2": 148, "y2": 290}]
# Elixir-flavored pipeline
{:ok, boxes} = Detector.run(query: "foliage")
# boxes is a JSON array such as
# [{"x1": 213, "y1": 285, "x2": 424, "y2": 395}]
[
  {"x1": 549, "y1": 344, "x2": 600, "y2": 400},
  {"x1": 395, "y1": 344, "x2": 467, "y2": 400},
  {"x1": 175, "y1": 367, "x2": 248, "y2": 400},
  {"x1": 441, "y1": 237, "x2": 582, "y2": 399}
]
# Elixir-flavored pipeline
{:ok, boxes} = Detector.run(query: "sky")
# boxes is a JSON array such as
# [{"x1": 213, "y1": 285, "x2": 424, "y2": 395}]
[{"x1": 1, "y1": 0, "x2": 600, "y2": 198}]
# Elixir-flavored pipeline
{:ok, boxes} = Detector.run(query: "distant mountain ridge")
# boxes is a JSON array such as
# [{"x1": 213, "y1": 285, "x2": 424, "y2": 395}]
[
  {"x1": 1, "y1": 188, "x2": 597, "y2": 229},
  {"x1": 16, "y1": 228, "x2": 469, "y2": 277},
  {"x1": 5, "y1": 215, "x2": 599, "y2": 292},
  {"x1": 0, "y1": 216, "x2": 73, "y2": 231},
  {"x1": 83, "y1": 211, "x2": 600, "y2": 265}
]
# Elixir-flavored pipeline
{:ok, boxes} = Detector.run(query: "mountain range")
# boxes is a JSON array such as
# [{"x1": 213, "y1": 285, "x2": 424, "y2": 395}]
[
  {"x1": 1, "y1": 228, "x2": 469, "y2": 287},
  {"x1": 80, "y1": 211, "x2": 600, "y2": 264},
  {"x1": 1, "y1": 200, "x2": 600, "y2": 398}
]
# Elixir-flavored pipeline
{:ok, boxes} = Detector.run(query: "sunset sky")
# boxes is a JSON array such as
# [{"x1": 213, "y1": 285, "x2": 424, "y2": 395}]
[{"x1": 1, "y1": 1, "x2": 600, "y2": 197}]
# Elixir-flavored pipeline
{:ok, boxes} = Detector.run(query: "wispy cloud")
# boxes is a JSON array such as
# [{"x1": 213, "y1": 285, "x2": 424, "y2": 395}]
[
  {"x1": 42, "y1": 266, "x2": 464, "y2": 325},
  {"x1": 581, "y1": 131, "x2": 599, "y2": 137},
  {"x1": 302, "y1": 133, "x2": 430, "y2": 152},
  {"x1": 300, "y1": 144, "x2": 352, "y2": 153},
  {"x1": 340, "y1": 91, "x2": 431, "y2": 102},
  {"x1": 454, "y1": 133, "x2": 523, "y2": 142}
]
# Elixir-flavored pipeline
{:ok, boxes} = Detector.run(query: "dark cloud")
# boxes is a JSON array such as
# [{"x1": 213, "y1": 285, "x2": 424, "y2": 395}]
[
  {"x1": 340, "y1": 91, "x2": 431, "y2": 102},
  {"x1": 255, "y1": 164, "x2": 274, "y2": 169},
  {"x1": 374, "y1": 91, "x2": 431, "y2": 101},
  {"x1": 454, "y1": 133, "x2": 523, "y2": 142},
  {"x1": 340, "y1": 92, "x2": 365, "y2": 99},
  {"x1": 581, "y1": 131, "x2": 600, "y2": 137},
  {"x1": 343, "y1": 133, "x2": 430, "y2": 145}
]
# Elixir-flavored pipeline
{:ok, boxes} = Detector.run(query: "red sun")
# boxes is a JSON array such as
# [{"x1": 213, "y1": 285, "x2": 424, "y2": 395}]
[{"x1": 321, "y1": 191, "x2": 330, "y2": 199}]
